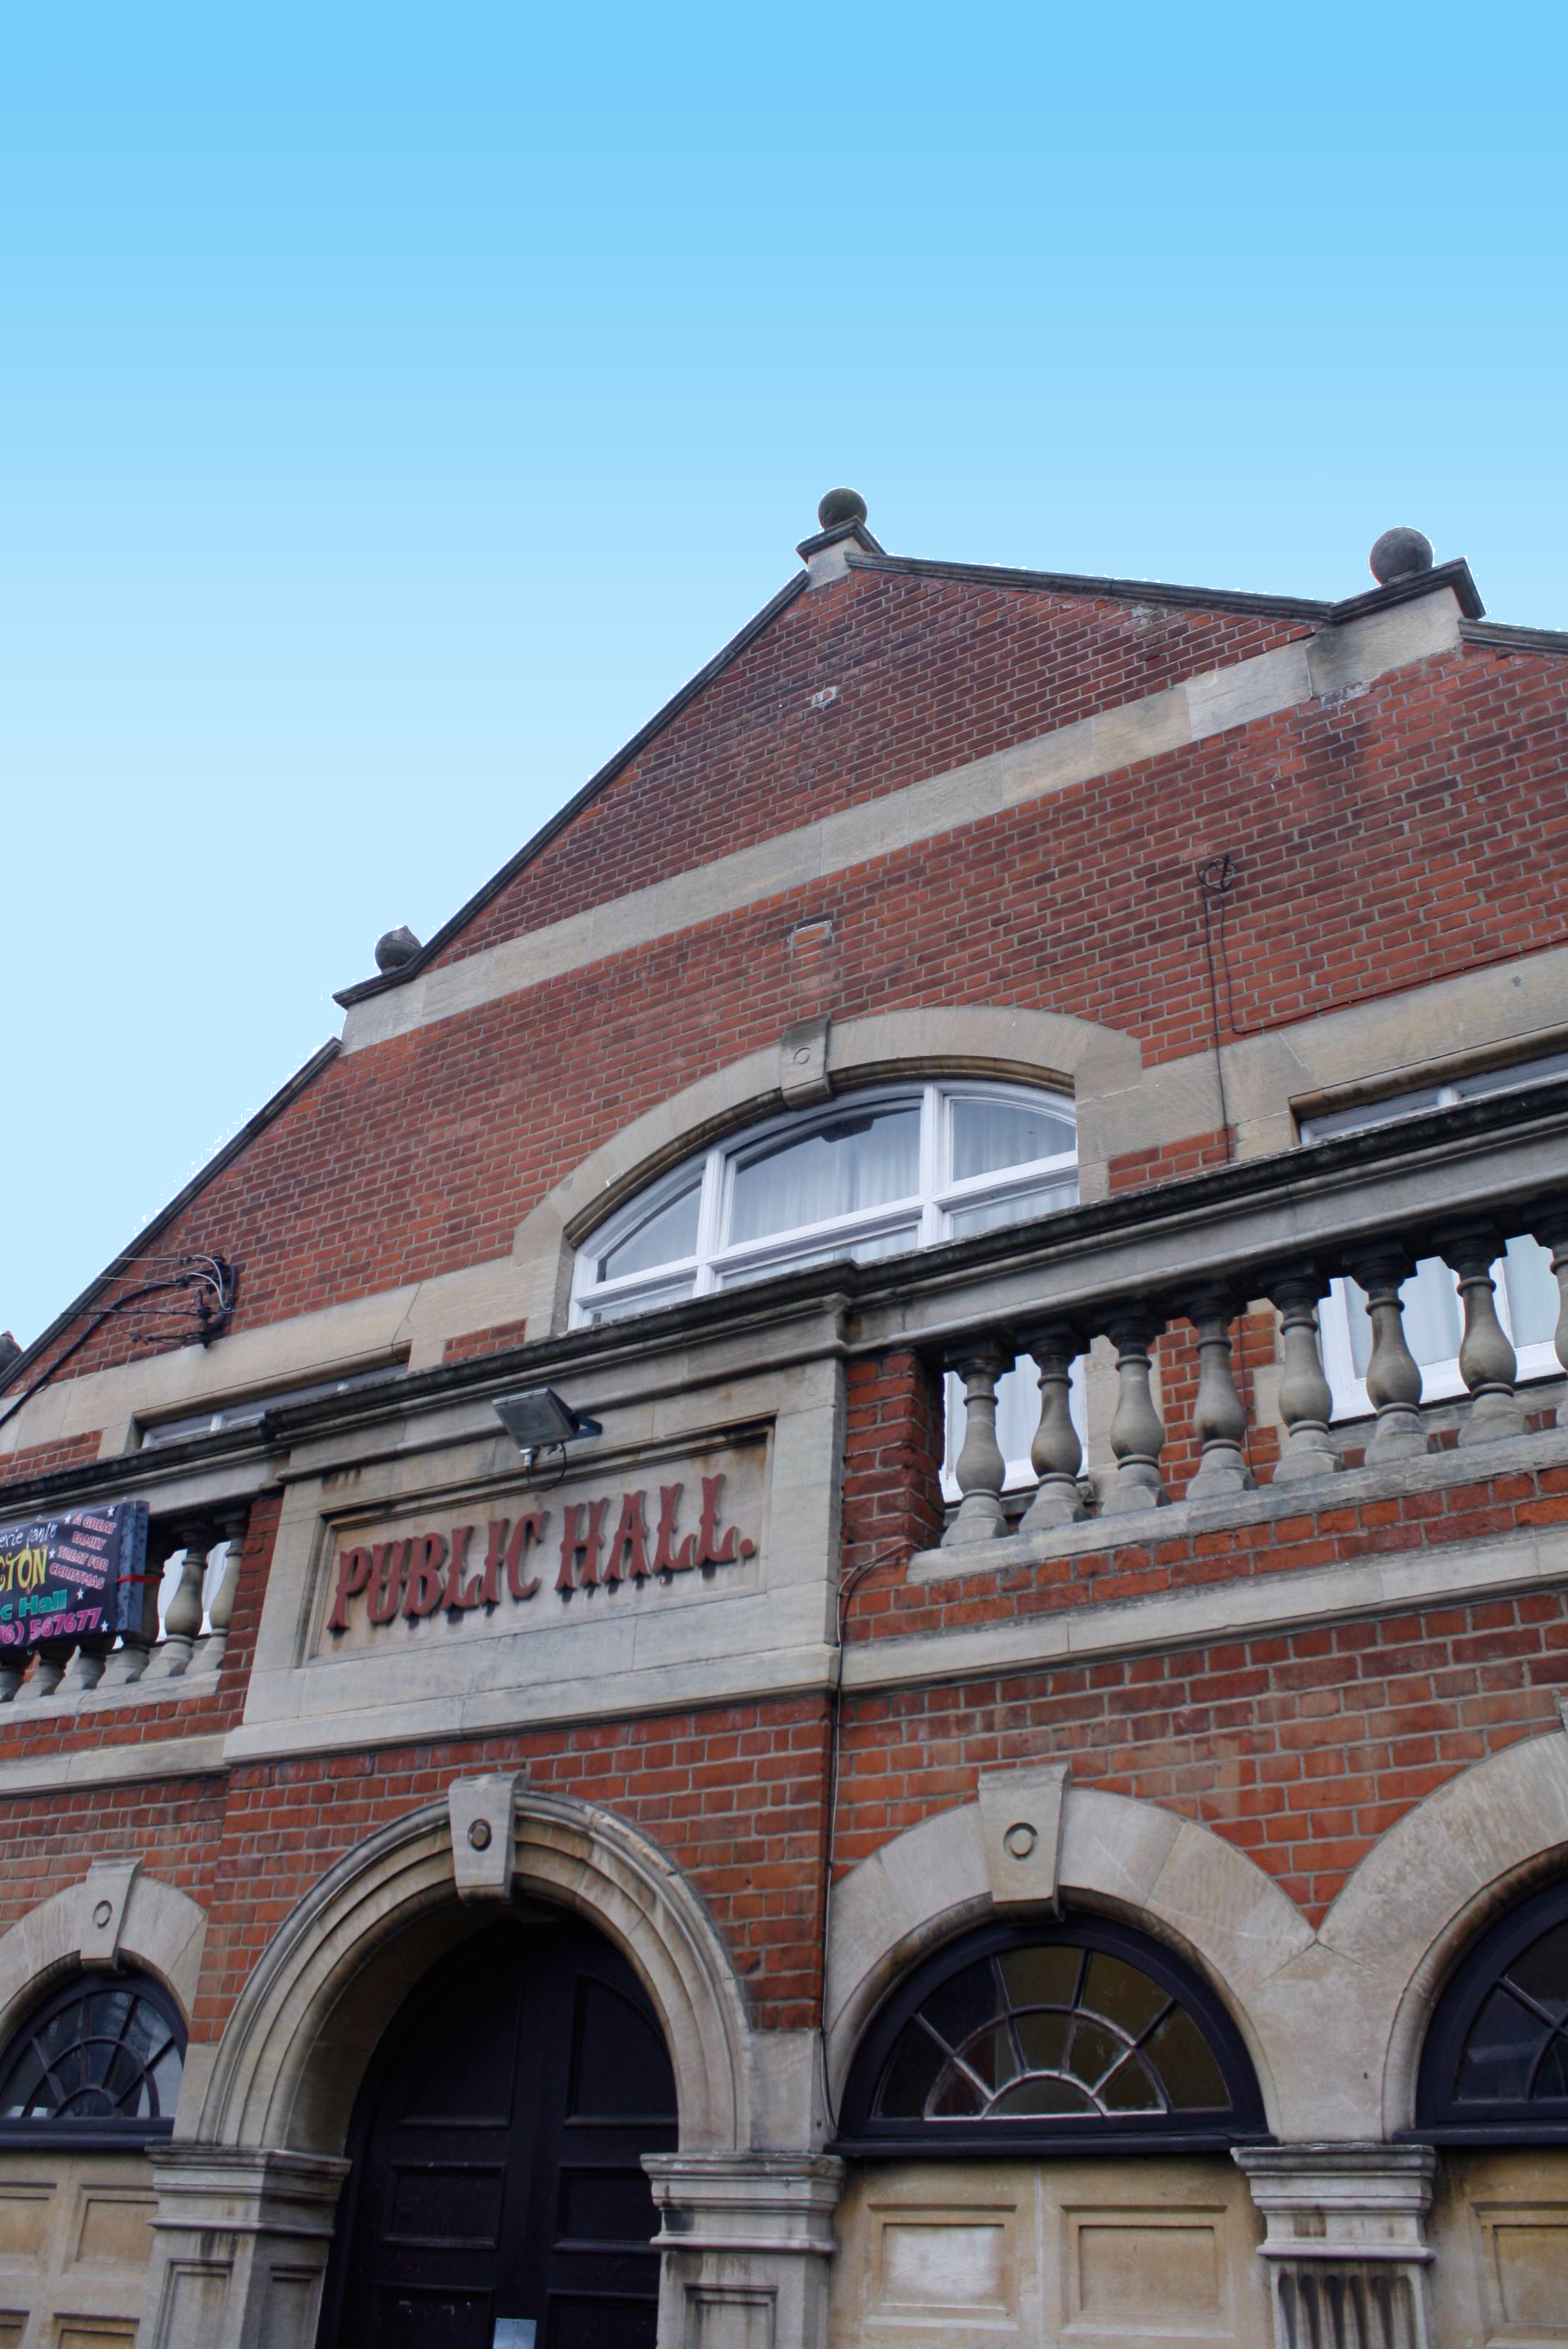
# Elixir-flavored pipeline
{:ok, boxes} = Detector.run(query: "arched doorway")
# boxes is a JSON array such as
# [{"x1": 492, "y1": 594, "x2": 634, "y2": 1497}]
[{"x1": 318, "y1": 1912, "x2": 677, "y2": 2348}]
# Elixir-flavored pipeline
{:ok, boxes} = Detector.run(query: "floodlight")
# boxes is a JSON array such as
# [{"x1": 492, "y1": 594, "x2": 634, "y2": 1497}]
[{"x1": 492, "y1": 1387, "x2": 602, "y2": 1450}]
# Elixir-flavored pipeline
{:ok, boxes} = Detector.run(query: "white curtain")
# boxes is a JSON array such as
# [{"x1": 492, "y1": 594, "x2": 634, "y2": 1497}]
[
  {"x1": 729, "y1": 1108, "x2": 919, "y2": 1243},
  {"x1": 951, "y1": 1097, "x2": 1073, "y2": 1182}
]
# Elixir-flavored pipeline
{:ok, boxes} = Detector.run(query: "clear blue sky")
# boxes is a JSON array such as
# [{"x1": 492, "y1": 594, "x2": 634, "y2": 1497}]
[{"x1": 5, "y1": 3, "x2": 1565, "y2": 1351}]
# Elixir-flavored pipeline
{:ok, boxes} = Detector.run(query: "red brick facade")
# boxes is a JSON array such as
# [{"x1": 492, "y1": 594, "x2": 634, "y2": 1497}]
[{"x1": 3, "y1": 526, "x2": 1565, "y2": 2346}]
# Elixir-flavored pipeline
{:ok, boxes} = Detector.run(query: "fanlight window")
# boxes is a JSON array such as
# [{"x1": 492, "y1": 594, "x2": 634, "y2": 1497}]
[
  {"x1": 1417, "y1": 1878, "x2": 1568, "y2": 2142},
  {"x1": 0, "y1": 1972, "x2": 185, "y2": 2135},
  {"x1": 837, "y1": 1918, "x2": 1264, "y2": 2155},
  {"x1": 572, "y1": 1084, "x2": 1078, "y2": 1327}
]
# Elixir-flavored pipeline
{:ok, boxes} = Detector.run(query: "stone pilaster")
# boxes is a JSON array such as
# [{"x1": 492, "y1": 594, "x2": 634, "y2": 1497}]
[
  {"x1": 137, "y1": 2145, "x2": 349, "y2": 2349},
  {"x1": 1234, "y1": 2143, "x2": 1436, "y2": 2349},
  {"x1": 645, "y1": 2151, "x2": 842, "y2": 2349}
]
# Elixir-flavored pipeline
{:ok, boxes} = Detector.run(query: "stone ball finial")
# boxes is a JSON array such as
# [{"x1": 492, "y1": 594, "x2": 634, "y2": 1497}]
[
  {"x1": 1369, "y1": 527, "x2": 1435, "y2": 586},
  {"x1": 374, "y1": 924, "x2": 421, "y2": 973},
  {"x1": 817, "y1": 487, "x2": 868, "y2": 531}
]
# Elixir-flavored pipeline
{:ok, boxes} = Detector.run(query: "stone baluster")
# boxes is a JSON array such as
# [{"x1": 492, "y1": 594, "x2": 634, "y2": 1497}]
[
  {"x1": 1345, "y1": 1247, "x2": 1432, "y2": 1461},
  {"x1": 26, "y1": 1639, "x2": 74, "y2": 1698},
  {"x1": 148, "y1": 1530, "x2": 215, "y2": 1679},
  {"x1": 1534, "y1": 1206, "x2": 1568, "y2": 1373},
  {"x1": 61, "y1": 1632, "x2": 115, "y2": 1693},
  {"x1": 194, "y1": 1515, "x2": 247, "y2": 1674},
  {"x1": 1184, "y1": 1285, "x2": 1255, "y2": 1501},
  {"x1": 1018, "y1": 1322, "x2": 1086, "y2": 1532},
  {"x1": 100, "y1": 1524, "x2": 178, "y2": 1687},
  {"x1": 1268, "y1": 1263, "x2": 1343, "y2": 1481},
  {"x1": 1436, "y1": 1221, "x2": 1525, "y2": 1445},
  {"x1": 1102, "y1": 1310, "x2": 1168, "y2": 1512},
  {"x1": 0, "y1": 1649, "x2": 26, "y2": 1703},
  {"x1": 942, "y1": 1344, "x2": 1011, "y2": 1546}
]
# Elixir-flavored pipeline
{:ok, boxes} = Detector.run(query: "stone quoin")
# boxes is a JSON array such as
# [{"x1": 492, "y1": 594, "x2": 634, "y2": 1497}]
[{"x1": 0, "y1": 497, "x2": 1566, "y2": 2349}]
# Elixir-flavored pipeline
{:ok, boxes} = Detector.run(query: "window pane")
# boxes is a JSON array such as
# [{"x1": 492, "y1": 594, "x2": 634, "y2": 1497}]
[
  {"x1": 598, "y1": 1181, "x2": 701, "y2": 1280},
  {"x1": 1455, "y1": 1051, "x2": 1568, "y2": 1099},
  {"x1": 1000, "y1": 1945, "x2": 1082, "y2": 2009},
  {"x1": 875, "y1": 2024, "x2": 945, "y2": 2120},
  {"x1": 1100, "y1": 2055, "x2": 1162, "y2": 2111},
  {"x1": 1505, "y1": 1920, "x2": 1568, "y2": 2025},
  {"x1": 932, "y1": 2067, "x2": 987, "y2": 2117},
  {"x1": 1304, "y1": 1087, "x2": 1446, "y2": 1140},
  {"x1": 952, "y1": 1098, "x2": 1074, "y2": 1181},
  {"x1": 1145, "y1": 2006, "x2": 1229, "y2": 2110},
  {"x1": 1068, "y1": 2020, "x2": 1124, "y2": 2090},
  {"x1": 584, "y1": 1277, "x2": 696, "y2": 1325},
  {"x1": 1456, "y1": 1985, "x2": 1540, "y2": 2102},
  {"x1": 717, "y1": 1224, "x2": 920, "y2": 1288},
  {"x1": 728, "y1": 1107, "x2": 919, "y2": 1244},
  {"x1": 918, "y1": 1959, "x2": 1000, "y2": 2053},
  {"x1": 992, "y1": 2075, "x2": 1092, "y2": 2115},
  {"x1": 1083, "y1": 1953, "x2": 1169, "y2": 2039},
  {"x1": 946, "y1": 1180, "x2": 1077, "y2": 1239},
  {"x1": 1501, "y1": 1235, "x2": 1559, "y2": 1352},
  {"x1": 1015, "y1": 2011, "x2": 1071, "y2": 2073}
]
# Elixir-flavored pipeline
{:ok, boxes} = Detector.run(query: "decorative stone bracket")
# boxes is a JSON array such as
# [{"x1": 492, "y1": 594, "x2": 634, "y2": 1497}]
[
  {"x1": 448, "y1": 1774, "x2": 524, "y2": 1903},
  {"x1": 977, "y1": 1760, "x2": 1070, "y2": 1911},
  {"x1": 78, "y1": 1859, "x2": 142, "y2": 1969},
  {"x1": 1234, "y1": 2144, "x2": 1436, "y2": 2349}
]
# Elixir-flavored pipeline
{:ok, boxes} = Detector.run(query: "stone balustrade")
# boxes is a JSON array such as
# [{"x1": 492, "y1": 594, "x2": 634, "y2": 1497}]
[
  {"x1": 0, "y1": 1510, "x2": 246, "y2": 1707},
  {"x1": 940, "y1": 1208, "x2": 1568, "y2": 1550}
]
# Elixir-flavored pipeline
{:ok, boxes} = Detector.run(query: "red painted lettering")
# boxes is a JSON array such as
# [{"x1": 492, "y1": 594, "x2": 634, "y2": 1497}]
[
  {"x1": 694, "y1": 1473, "x2": 739, "y2": 1567},
  {"x1": 557, "y1": 1499, "x2": 608, "y2": 1592},
  {"x1": 443, "y1": 1524, "x2": 483, "y2": 1611},
  {"x1": 652, "y1": 1485, "x2": 695, "y2": 1574},
  {"x1": 326, "y1": 1545, "x2": 372, "y2": 1632},
  {"x1": 606, "y1": 1490, "x2": 649, "y2": 1583},
  {"x1": 505, "y1": 1512, "x2": 545, "y2": 1602},
  {"x1": 403, "y1": 1532, "x2": 448, "y2": 1617},
  {"x1": 366, "y1": 1541, "x2": 407, "y2": 1625}
]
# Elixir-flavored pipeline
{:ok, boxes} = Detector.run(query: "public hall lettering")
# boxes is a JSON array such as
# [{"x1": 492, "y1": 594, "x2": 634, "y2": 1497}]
[{"x1": 326, "y1": 1471, "x2": 756, "y2": 1636}]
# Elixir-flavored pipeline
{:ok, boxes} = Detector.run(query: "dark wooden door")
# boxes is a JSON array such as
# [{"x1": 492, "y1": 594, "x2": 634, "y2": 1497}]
[{"x1": 321, "y1": 1919, "x2": 678, "y2": 2349}]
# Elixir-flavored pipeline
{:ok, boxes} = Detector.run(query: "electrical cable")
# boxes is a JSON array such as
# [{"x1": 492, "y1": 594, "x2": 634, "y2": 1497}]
[{"x1": 0, "y1": 1257, "x2": 238, "y2": 1437}]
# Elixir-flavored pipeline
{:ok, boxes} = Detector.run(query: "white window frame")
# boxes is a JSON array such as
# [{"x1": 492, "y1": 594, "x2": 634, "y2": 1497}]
[
  {"x1": 1301, "y1": 1053, "x2": 1567, "y2": 1421},
  {"x1": 570, "y1": 1081, "x2": 1078, "y2": 1328}
]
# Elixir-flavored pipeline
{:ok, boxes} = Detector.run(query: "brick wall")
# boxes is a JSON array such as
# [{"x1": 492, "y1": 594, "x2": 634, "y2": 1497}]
[
  {"x1": 441, "y1": 571, "x2": 1307, "y2": 959},
  {"x1": 833, "y1": 1591, "x2": 1568, "y2": 1922}
]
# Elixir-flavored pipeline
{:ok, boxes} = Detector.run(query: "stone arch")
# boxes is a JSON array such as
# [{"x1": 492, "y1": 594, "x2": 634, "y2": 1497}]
[
  {"x1": 510, "y1": 1003, "x2": 1142, "y2": 1331},
  {"x1": 1318, "y1": 1723, "x2": 1568, "y2": 2135},
  {"x1": 194, "y1": 1788, "x2": 758, "y2": 2159},
  {"x1": 0, "y1": 1868, "x2": 206, "y2": 2062},
  {"x1": 823, "y1": 1785, "x2": 1311, "y2": 2131}
]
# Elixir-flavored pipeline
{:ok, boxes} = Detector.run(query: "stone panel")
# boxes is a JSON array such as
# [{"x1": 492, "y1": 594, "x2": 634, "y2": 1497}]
[{"x1": 831, "y1": 2158, "x2": 1267, "y2": 2348}]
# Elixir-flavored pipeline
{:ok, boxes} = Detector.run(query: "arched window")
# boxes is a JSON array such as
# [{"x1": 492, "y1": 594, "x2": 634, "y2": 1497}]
[
  {"x1": 1417, "y1": 1878, "x2": 1568, "y2": 2143},
  {"x1": 571, "y1": 1082, "x2": 1078, "y2": 1326},
  {"x1": 837, "y1": 1916, "x2": 1265, "y2": 2156},
  {"x1": 0, "y1": 1970, "x2": 185, "y2": 2139}
]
